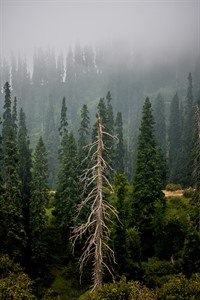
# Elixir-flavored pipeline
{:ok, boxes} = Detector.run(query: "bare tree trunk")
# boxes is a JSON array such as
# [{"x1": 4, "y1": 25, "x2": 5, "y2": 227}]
[
  {"x1": 71, "y1": 114, "x2": 117, "y2": 292},
  {"x1": 93, "y1": 116, "x2": 103, "y2": 291}
]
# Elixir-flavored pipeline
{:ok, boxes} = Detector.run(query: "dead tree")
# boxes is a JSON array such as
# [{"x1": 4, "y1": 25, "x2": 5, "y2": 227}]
[
  {"x1": 193, "y1": 101, "x2": 200, "y2": 231},
  {"x1": 71, "y1": 114, "x2": 117, "y2": 292}
]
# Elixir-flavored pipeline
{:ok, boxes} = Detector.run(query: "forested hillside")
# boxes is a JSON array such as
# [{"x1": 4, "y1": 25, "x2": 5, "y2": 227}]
[{"x1": 0, "y1": 44, "x2": 200, "y2": 299}]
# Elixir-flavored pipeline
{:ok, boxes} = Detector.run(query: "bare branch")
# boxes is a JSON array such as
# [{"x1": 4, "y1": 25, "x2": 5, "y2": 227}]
[{"x1": 71, "y1": 114, "x2": 117, "y2": 291}]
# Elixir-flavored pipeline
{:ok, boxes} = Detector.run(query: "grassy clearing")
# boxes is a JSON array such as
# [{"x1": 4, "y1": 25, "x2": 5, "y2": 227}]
[{"x1": 50, "y1": 267, "x2": 87, "y2": 300}]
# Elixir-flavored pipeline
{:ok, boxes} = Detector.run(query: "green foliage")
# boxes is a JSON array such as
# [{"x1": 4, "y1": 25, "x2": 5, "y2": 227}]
[
  {"x1": 44, "y1": 98, "x2": 59, "y2": 189},
  {"x1": 112, "y1": 174, "x2": 128, "y2": 276},
  {"x1": 30, "y1": 136, "x2": 49, "y2": 270},
  {"x1": 168, "y1": 93, "x2": 182, "y2": 183},
  {"x1": 179, "y1": 73, "x2": 194, "y2": 187},
  {"x1": 2, "y1": 82, "x2": 12, "y2": 146},
  {"x1": 132, "y1": 97, "x2": 165, "y2": 258},
  {"x1": 0, "y1": 255, "x2": 35, "y2": 299},
  {"x1": 55, "y1": 132, "x2": 80, "y2": 232},
  {"x1": 79, "y1": 278, "x2": 156, "y2": 300},
  {"x1": 142, "y1": 257, "x2": 178, "y2": 288},
  {"x1": 0, "y1": 127, "x2": 26, "y2": 259},
  {"x1": 155, "y1": 196, "x2": 191, "y2": 260},
  {"x1": 165, "y1": 183, "x2": 182, "y2": 191},
  {"x1": 156, "y1": 273, "x2": 200, "y2": 300},
  {"x1": 153, "y1": 93, "x2": 167, "y2": 151},
  {"x1": 114, "y1": 112, "x2": 124, "y2": 174},
  {"x1": 125, "y1": 227, "x2": 141, "y2": 279},
  {"x1": 182, "y1": 231, "x2": 200, "y2": 277},
  {"x1": 183, "y1": 187, "x2": 194, "y2": 198}
]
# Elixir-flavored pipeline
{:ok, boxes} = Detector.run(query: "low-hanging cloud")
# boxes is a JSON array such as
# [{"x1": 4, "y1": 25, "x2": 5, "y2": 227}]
[{"x1": 1, "y1": 0, "x2": 199, "y2": 66}]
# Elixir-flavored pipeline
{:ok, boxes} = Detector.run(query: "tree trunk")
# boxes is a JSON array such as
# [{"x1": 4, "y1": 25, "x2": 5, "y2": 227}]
[{"x1": 93, "y1": 115, "x2": 103, "y2": 291}]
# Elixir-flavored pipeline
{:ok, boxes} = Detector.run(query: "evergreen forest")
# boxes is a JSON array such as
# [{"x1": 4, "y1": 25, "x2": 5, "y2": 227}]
[{"x1": 0, "y1": 44, "x2": 200, "y2": 299}]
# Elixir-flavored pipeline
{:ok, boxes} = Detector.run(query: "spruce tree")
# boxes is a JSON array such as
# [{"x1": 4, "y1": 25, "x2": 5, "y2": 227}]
[
  {"x1": 44, "y1": 98, "x2": 59, "y2": 188},
  {"x1": 12, "y1": 96, "x2": 18, "y2": 136},
  {"x1": 2, "y1": 82, "x2": 12, "y2": 148},
  {"x1": 58, "y1": 96, "x2": 68, "y2": 138},
  {"x1": 114, "y1": 112, "x2": 124, "y2": 174},
  {"x1": 112, "y1": 173, "x2": 129, "y2": 276},
  {"x1": 180, "y1": 73, "x2": 194, "y2": 186},
  {"x1": 58, "y1": 96, "x2": 68, "y2": 159},
  {"x1": 132, "y1": 97, "x2": 165, "y2": 258},
  {"x1": 0, "y1": 118, "x2": 3, "y2": 193},
  {"x1": 0, "y1": 128, "x2": 26, "y2": 259},
  {"x1": 18, "y1": 109, "x2": 32, "y2": 242},
  {"x1": 55, "y1": 132, "x2": 80, "y2": 237},
  {"x1": 30, "y1": 137, "x2": 49, "y2": 262},
  {"x1": 153, "y1": 93, "x2": 167, "y2": 151},
  {"x1": 192, "y1": 96, "x2": 200, "y2": 231},
  {"x1": 78, "y1": 104, "x2": 90, "y2": 152},
  {"x1": 168, "y1": 92, "x2": 182, "y2": 183},
  {"x1": 106, "y1": 91, "x2": 115, "y2": 171},
  {"x1": 78, "y1": 104, "x2": 90, "y2": 173}
]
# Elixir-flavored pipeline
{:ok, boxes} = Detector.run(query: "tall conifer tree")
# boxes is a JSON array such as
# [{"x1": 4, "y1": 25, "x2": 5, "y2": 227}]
[
  {"x1": 114, "y1": 112, "x2": 124, "y2": 174},
  {"x1": 55, "y1": 132, "x2": 80, "y2": 238},
  {"x1": 132, "y1": 97, "x2": 165, "y2": 257},
  {"x1": 168, "y1": 92, "x2": 182, "y2": 183},
  {"x1": 153, "y1": 93, "x2": 166, "y2": 151},
  {"x1": 2, "y1": 82, "x2": 12, "y2": 149},
  {"x1": 18, "y1": 109, "x2": 32, "y2": 228},
  {"x1": 179, "y1": 73, "x2": 194, "y2": 186},
  {"x1": 30, "y1": 137, "x2": 49, "y2": 262}
]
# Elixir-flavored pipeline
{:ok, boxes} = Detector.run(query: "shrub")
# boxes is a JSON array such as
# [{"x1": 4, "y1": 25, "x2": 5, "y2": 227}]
[
  {"x1": 165, "y1": 183, "x2": 182, "y2": 191},
  {"x1": 183, "y1": 187, "x2": 194, "y2": 198},
  {"x1": 142, "y1": 257, "x2": 174, "y2": 288},
  {"x1": 79, "y1": 278, "x2": 156, "y2": 300},
  {"x1": 156, "y1": 273, "x2": 200, "y2": 300}
]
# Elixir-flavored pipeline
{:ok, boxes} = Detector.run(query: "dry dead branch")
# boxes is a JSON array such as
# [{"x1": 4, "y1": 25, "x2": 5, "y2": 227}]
[{"x1": 71, "y1": 114, "x2": 117, "y2": 292}]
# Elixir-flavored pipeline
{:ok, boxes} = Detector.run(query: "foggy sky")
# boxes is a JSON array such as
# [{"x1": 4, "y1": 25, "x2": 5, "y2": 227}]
[{"x1": 1, "y1": 0, "x2": 200, "y2": 66}]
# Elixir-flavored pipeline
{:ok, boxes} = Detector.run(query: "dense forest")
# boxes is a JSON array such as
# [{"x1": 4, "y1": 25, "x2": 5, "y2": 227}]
[{"x1": 0, "y1": 44, "x2": 200, "y2": 299}]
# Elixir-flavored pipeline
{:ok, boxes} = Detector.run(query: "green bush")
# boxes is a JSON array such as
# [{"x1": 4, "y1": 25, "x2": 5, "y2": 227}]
[
  {"x1": 0, "y1": 255, "x2": 36, "y2": 299},
  {"x1": 165, "y1": 183, "x2": 182, "y2": 191},
  {"x1": 183, "y1": 187, "x2": 194, "y2": 198},
  {"x1": 156, "y1": 273, "x2": 200, "y2": 300},
  {"x1": 79, "y1": 278, "x2": 156, "y2": 300},
  {"x1": 142, "y1": 257, "x2": 174, "y2": 288}
]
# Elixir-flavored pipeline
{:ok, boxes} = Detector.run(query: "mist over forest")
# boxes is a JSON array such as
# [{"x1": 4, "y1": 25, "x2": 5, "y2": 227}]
[{"x1": 0, "y1": 1, "x2": 200, "y2": 299}]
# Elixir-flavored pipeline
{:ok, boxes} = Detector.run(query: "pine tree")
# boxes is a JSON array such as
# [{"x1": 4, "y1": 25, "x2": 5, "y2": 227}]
[
  {"x1": 44, "y1": 98, "x2": 59, "y2": 188},
  {"x1": 168, "y1": 92, "x2": 182, "y2": 183},
  {"x1": 153, "y1": 93, "x2": 167, "y2": 151},
  {"x1": 114, "y1": 112, "x2": 124, "y2": 174},
  {"x1": 30, "y1": 137, "x2": 49, "y2": 262},
  {"x1": 55, "y1": 132, "x2": 80, "y2": 236},
  {"x1": 0, "y1": 128, "x2": 26, "y2": 259},
  {"x1": 12, "y1": 96, "x2": 18, "y2": 136},
  {"x1": 112, "y1": 173, "x2": 129, "y2": 276},
  {"x1": 132, "y1": 97, "x2": 165, "y2": 258},
  {"x1": 2, "y1": 82, "x2": 12, "y2": 148},
  {"x1": 78, "y1": 104, "x2": 90, "y2": 152},
  {"x1": 192, "y1": 96, "x2": 200, "y2": 231},
  {"x1": 180, "y1": 73, "x2": 194, "y2": 186},
  {"x1": 18, "y1": 109, "x2": 32, "y2": 233},
  {"x1": 58, "y1": 97, "x2": 68, "y2": 159},
  {"x1": 78, "y1": 104, "x2": 90, "y2": 173},
  {"x1": 106, "y1": 91, "x2": 115, "y2": 171},
  {"x1": 0, "y1": 117, "x2": 3, "y2": 193}
]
